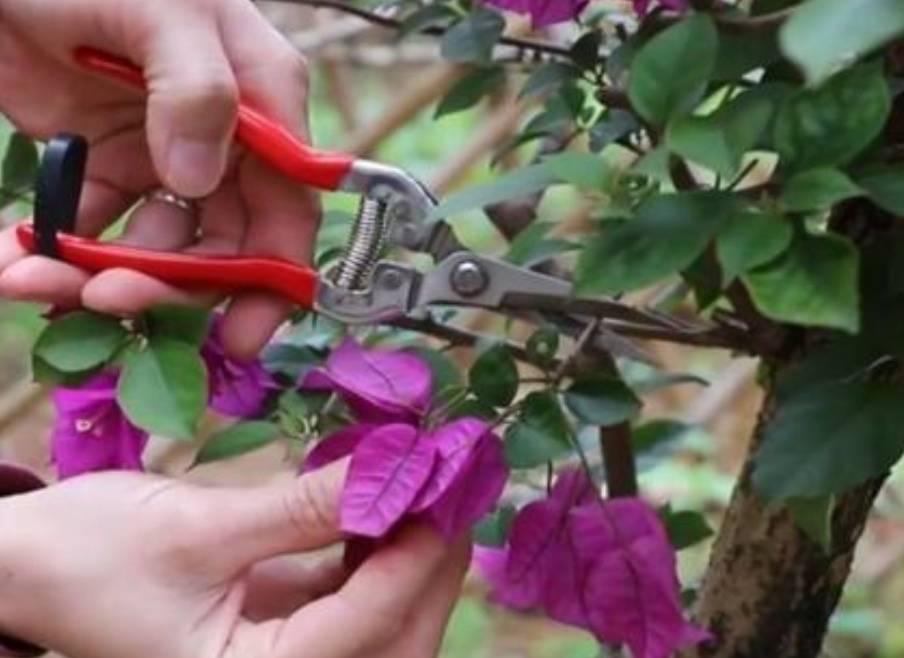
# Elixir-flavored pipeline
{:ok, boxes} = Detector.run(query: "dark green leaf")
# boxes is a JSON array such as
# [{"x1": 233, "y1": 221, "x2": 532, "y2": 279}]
[
  {"x1": 519, "y1": 62, "x2": 578, "y2": 100},
  {"x1": 787, "y1": 495, "x2": 834, "y2": 551},
  {"x1": 570, "y1": 31, "x2": 603, "y2": 71},
  {"x1": 141, "y1": 304, "x2": 211, "y2": 347},
  {"x1": 526, "y1": 327, "x2": 559, "y2": 366},
  {"x1": 504, "y1": 391, "x2": 571, "y2": 468},
  {"x1": 1, "y1": 132, "x2": 38, "y2": 206},
  {"x1": 195, "y1": 421, "x2": 281, "y2": 465},
  {"x1": 469, "y1": 343, "x2": 518, "y2": 407},
  {"x1": 575, "y1": 191, "x2": 740, "y2": 295},
  {"x1": 33, "y1": 311, "x2": 128, "y2": 373},
  {"x1": 32, "y1": 355, "x2": 102, "y2": 387},
  {"x1": 780, "y1": 0, "x2": 904, "y2": 85},
  {"x1": 753, "y1": 381, "x2": 904, "y2": 499},
  {"x1": 436, "y1": 67, "x2": 505, "y2": 118},
  {"x1": 666, "y1": 94, "x2": 773, "y2": 177},
  {"x1": 407, "y1": 346, "x2": 463, "y2": 395},
  {"x1": 714, "y1": 28, "x2": 780, "y2": 81},
  {"x1": 564, "y1": 376, "x2": 641, "y2": 426},
  {"x1": 660, "y1": 506, "x2": 714, "y2": 550},
  {"x1": 117, "y1": 339, "x2": 208, "y2": 440},
  {"x1": 633, "y1": 419, "x2": 693, "y2": 455},
  {"x1": 627, "y1": 15, "x2": 718, "y2": 125},
  {"x1": 781, "y1": 168, "x2": 863, "y2": 212},
  {"x1": 440, "y1": 8, "x2": 505, "y2": 63},
  {"x1": 505, "y1": 221, "x2": 578, "y2": 267},
  {"x1": 773, "y1": 65, "x2": 890, "y2": 171},
  {"x1": 262, "y1": 343, "x2": 323, "y2": 381},
  {"x1": 447, "y1": 396, "x2": 498, "y2": 421},
  {"x1": 856, "y1": 164, "x2": 904, "y2": 215},
  {"x1": 473, "y1": 505, "x2": 516, "y2": 547},
  {"x1": 399, "y1": 4, "x2": 458, "y2": 35},
  {"x1": 716, "y1": 211, "x2": 792, "y2": 281},
  {"x1": 742, "y1": 231, "x2": 860, "y2": 332},
  {"x1": 682, "y1": 251, "x2": 723, "y2": 309},
  {"x1": 589, "y1": 109, "x2": 640, "y2": 152}
]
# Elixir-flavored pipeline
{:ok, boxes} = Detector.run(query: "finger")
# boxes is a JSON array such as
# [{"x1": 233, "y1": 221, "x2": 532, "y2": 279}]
[
  {"x1": 192, "y1": 459, "x2": 348, "y2": 572},
  {"x1": 0, "y1": 225, "x2": 28, "y2": 272},
  {"x1": 243, "y1": 553, "x2": 349, "y2": 622},
  {"x1": 0, "y1": 255, "x2": 89, "y2": 307},
  {"x1": 116, "y1": 195, "x2": 199, "y2": 249},
  {"x1": 131, "y1": 5, "x2": 238, "y2": 198},
  {"x1": 217, "y1": 4, "x2": 320, "y2": 360},
  {"x1": 81, "y1": 269, "x2": 207, "y2": 316},
  {"x1": 269, "y1": 524, "x2": 449, "y2": 658}
]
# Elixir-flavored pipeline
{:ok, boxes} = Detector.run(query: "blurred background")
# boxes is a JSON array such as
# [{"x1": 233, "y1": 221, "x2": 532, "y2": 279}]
[{"x1": 1, "y1": 2, "x2": 904, "y2": 656}]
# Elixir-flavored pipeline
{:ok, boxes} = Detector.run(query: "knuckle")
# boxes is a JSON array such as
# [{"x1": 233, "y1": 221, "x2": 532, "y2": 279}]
[
  {"x1": 282, "y1": 475, "x2": 338, "y2": 535},
  {"x1": 277, "y1": 48, "x2": 310, "y2": 92}
]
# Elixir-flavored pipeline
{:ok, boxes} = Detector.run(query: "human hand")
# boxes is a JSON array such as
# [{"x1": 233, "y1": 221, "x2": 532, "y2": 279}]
[
  {"x1": 0, "y1": 0, "x2": 320, "y2": 359},
  {"x1": 0, "y1": 462, "x2": 469, "y2": 658}
]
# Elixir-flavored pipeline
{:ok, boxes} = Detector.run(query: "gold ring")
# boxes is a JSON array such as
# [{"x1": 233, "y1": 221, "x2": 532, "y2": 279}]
[{"x1": 145, "y1": 188, "x2": 197, "y2": 214}]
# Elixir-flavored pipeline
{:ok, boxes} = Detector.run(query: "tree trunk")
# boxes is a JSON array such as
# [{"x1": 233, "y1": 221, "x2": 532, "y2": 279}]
[{"x1": 682, "y1": 381, "x2": 884, "y2": 658}]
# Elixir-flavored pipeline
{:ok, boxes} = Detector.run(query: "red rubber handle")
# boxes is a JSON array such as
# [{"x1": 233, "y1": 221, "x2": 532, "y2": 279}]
[
  {"x1": 17, "y1": 224, "x2": 319, "y2": 308},
  {"x1": 74, "y1": 47, "x2": 354, "y2": 191}
]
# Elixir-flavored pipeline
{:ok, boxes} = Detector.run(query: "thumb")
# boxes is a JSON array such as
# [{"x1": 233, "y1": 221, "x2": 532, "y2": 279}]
[
  {"x1": 134, "y1": 6, "x2": 238, "y2": 198},
  {"x1": 195, "y1": 459, "x2": 349, "y2": 572}
]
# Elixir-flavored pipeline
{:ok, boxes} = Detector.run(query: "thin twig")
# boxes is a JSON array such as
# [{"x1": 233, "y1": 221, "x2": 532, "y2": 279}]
[{"x1": 270, "y1": 0, "x2": 573, "y2": 58}]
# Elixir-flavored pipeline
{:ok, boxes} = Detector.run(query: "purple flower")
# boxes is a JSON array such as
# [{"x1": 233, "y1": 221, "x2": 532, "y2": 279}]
[
  {"x1": 50, "y1": 372, "x2": 148, "y2": 479},
  {"x1": 202, "y1": 316, "x2": 274, "y2": 418},
  {"x1": 632, "y1": 0, "x2": 688, "y2": 17},
  {"x1": 475, "y1": 468, "x2": 709, "y2": 658},
  {"x1": 302, "y1": 337, "x2": 433, "y2": 423},
  {"x1": 484, "y1": 0, "x2": 587, "y2": 28}
]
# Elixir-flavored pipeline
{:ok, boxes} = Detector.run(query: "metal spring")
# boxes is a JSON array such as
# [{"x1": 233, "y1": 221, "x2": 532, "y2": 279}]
[{"x1": 333, "y1": 197, "x2": 388, "y2": 290}]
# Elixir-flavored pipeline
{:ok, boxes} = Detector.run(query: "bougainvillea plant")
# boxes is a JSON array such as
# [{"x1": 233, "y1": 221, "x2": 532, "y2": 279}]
[{"x1": 6, "y1": 0, "x2": 904, "y2": 656}]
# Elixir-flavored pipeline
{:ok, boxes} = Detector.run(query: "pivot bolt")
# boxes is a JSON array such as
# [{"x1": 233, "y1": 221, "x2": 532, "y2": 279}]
[{"x1": 450, "y1": 259, "x2": 488, "y2": 298}]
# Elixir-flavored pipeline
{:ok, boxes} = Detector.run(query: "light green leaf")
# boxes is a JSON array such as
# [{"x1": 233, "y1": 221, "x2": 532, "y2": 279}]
[
  {"x1": 440, "y1": 8, "x2": 505, "y2": 63},
  {"x1": 546, "y1": 152, "x2": 614, "y2": 191},
  {"x1": 716, "y1": 211, "x2": 792, "y2": 281},
  {"x1": 575, "y1": 191, "x2": 740, "y2": 295},
  {"x1": 33, "y1": 311, "x2": 128, "y2": 373},
  {"x1": 753, "y1": 381, "x2": 904, "y2": 499},
  {"x1": 787, "y1": 495, "x2": 834, "y2": 552},
  {"x1": 666, "y1": 95, "x2": 773, "y2": 178},
  {"x1": 563, "y1": 376, "x2": 641, "y2": 426},
  {"x1": 431, "y1": 163, "x2": 559, "y2": 219},
  {"x1": 195, "y1": 421, "x2": 282, "y2": 465},
  {"x1": 117, "y1": 339, "x2": 208, "y2": 440},
  {"x1": 436, "y1": 67, "x2": 505, "y2": 118},
  {"x1": 504, "y1": 391, "x2": 571, "y2": 468},
  {"x1": 519, "y1": 62, "x2": 578, "y2": 99},
  {"x1": 773, "y1": 65, "x2": 890, "y2": 171},
  {"x1": 628, "y1": 15, "x2": 718, "y2": 125},
  {"x1": 141, "y1": 305, "x2": 211, "y2": 347},
  {"x1": 469, "y1": 344, "x2": 518, "y2": 408},
  {"x1": 742, "y1": 232, "x2": 860, "y2": 332},
  {"x1": 781, "y1": 168, "x2": 863, "y2": 212},
  {"x1": 780, "y1": 0, "x2": 904, "y2": 85},
  {"x1": 856, "y1": 164, "x2": 904, "y2": 215}
]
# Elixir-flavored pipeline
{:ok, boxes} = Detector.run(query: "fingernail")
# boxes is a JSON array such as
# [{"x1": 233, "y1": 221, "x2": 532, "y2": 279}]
[{"x1": 165, "y1": 138, "x2": 222, "y2": 198}]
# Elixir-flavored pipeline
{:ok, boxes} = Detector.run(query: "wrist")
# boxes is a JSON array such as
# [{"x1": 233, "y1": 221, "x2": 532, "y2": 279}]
[{"x1": 0, "y1": 465, "x2": 46, "y2": 657}]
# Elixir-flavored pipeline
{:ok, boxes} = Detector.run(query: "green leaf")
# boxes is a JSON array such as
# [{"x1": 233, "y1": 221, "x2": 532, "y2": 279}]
[
  {"x1": 546, "y1": 152, "x2": 614, "y2": 191},
  {"x1": 787, "y1": 495, "x2": 834, "y2": 551},
  {"x1": 431, "y1": 163, "x2": 559, "y2": 219},
  {"x1": 504, "y1": 391, "x2": 571, "y2": 468},
  {"x1": 141, "y1": 304, "x2": 211, "y2": 347},
  {"x1": 519, "y1": 62, "x2": 578, "y2": 100},
  {"x1": 666, "y1": 94, "x2": 773, "y2": 178},
  {"x1": 660, "y1": 506, "x2": 714, "y2": 550},
  {"x1": 473, "y1": 505, "x2": 516, "y2": 547},
  {"x1": 1, "y1": 132, "x2": 38, "y2": 206},
  {"x1": 505, "y1": 221, "x2": 577, "y2": 267},
  {"x1": 856, "y1": 164, "x2": 904, "y2": 215},
  {"x1": 117, "y1": 339, "x2": 207, "y2": 440},
  {"x1": 526, "y1": 327, "x2": 559, "y2": 366},
  {"x1": 447, "y1": 396, "x2": 498, "y2": 421},
  {"x1": 781, "y1": 168, "x2": 864, "y2": 212},
  {"x1": 742, "y1": 231, "x2": 860, "y2": 332},
  {"x1": 589, "y1": 109, "x2": 640, "y2": 152},
  {"x1": 32, "y1": 355, "x2": 103, "y2": 387},
  {"x1": 780, "y1": 0, "x2": 904, "y2": 85},
  {"x1": 436, "y1": 67, "x2": 505, "y2": 118},
  {"x1": 399, "y1": 3, "x2": 458, "y2": 35},
  {"x1": 33, "y1": 311, "x2": 128, "y2": 373},
  {"x1": 569, "y1": 31, "x2": 603, "y2": 71},
  {"x1": 627, "y1": 15, "x2": 718, "y2": 125},
  {"x1": 469, "y1": 344, "x2": 518, "y2": 408},
  {"x1": 633, "y1": 419, "x2": 693, "y2": 455},
  {"x1": 753, "y1": 381, "x2": 904, "y2": 499},
  {"x1": 714, "y1": 28, "x2": 780, "y2": 81},
  {"x1": 195, "y1": 421, "x2": 281, "y2": 465},
  {"x1": 716, "y1": 211, "x2": 792, "y2": 281},
  {"x1": 564, "y1": 376, "x2": 641, "y2": 426},
  {"x1": 407, "y1": 346, "x2": 463, "y2": 396},
  {"x1": 440, "y1": 8, "x2": 505, "y2": 63},
  {"x1": 575, "y1": 191, "x2": 740, "y2": 295},
  {"x1": 262, "y1": 343, "x2": 323, "y2": 381},
  {"x1": 773, "y1": 65, "x2": 891, "y2": 171}
]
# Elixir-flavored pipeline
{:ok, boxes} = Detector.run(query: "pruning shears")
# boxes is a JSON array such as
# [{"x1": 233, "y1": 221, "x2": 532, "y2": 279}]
[{"x1": 17, "y1": 47, "x2": 738, "y2": 361}]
